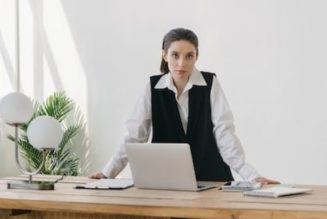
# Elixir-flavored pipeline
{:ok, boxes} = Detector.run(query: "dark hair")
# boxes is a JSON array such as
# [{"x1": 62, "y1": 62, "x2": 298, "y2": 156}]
[{"x1": 160, "y1": 28, "x2": 199, "y2": 74}]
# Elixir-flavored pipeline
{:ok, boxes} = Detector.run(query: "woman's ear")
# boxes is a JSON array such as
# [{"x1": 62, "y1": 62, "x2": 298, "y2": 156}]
[{"x1": 162, "y1": 50, "x2": 168, "y2": 62}]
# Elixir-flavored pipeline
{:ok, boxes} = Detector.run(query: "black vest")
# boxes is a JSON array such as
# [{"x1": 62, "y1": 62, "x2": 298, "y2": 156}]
[{"x1": 150, "y1": 72, "x2": 234, "y2": 181}]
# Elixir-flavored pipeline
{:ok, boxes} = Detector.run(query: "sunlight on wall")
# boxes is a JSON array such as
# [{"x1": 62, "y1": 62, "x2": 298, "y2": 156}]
[
  {"x1": 20, "y1": 0, "x2": 87, "y2": 120},
  {"x1": 18, "y1": 0, "x2": 90, "y2": 175},
  {"x1": 19, "y1": 0, "x2": 34, "y2": 95},
  {"x1": 0, "y1": 0, "x2": 19, "y2": 177},
  {"x1": 0, "y1": 0, "x2": 16, "y2": 93},
  {"x1": 43, "y1": 0, "x2": 87, "y2": 113}
]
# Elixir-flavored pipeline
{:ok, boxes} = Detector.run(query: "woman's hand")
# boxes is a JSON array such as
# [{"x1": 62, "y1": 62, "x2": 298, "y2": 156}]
[
  {"x1": 88, "y1": 171, "x2": 107, "y2": 179},
  {"x1": 254, "y1": 177, "x2": 280, "y2": 185}
]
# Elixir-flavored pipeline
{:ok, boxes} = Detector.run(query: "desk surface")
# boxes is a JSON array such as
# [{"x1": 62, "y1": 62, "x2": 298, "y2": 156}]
[{"x1": 0, "y1": 175, "x2": 327, "y2": 219}]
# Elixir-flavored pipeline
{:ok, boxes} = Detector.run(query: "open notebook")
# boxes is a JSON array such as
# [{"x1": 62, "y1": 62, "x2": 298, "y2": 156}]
[
  {"x1": 244, "y1": 186, "x2": 312, "y2": 198},
  {"x1": 75, "y1": 178, "x2": 133, "y2": 190}
]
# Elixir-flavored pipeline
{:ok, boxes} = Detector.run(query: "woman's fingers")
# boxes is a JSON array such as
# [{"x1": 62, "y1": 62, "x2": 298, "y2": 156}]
[
  {"x1": 255, "y1": 177, "x2": 280, "y2": 185},
  {"x1": 88, "y1": 172, "x2": 106, "y2": 179}
]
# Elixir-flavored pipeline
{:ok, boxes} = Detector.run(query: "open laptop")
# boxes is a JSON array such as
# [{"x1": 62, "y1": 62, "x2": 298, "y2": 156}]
[{"x1": 126, "y1": 143, "x2": 217, "y2": 192}]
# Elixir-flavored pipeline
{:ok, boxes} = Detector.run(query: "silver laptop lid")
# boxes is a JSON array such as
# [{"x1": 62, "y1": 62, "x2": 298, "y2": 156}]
[{"x1": 126, "y1": 143, "x2": 199, "y2": 191}]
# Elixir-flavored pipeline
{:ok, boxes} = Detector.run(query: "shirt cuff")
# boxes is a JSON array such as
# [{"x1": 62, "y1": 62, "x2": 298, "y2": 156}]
[
  {"x1": 237, "y1": 163, "x2": 261, "y2": 181},
  {"x1": 101, "y1": 159, "x2": 121, "y2": 178}
]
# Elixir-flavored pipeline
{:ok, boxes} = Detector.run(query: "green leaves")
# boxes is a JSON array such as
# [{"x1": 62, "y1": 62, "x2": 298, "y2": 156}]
[
  {"x1": 7, "y1": 92, "x2": 82, "y2": 176},
  {"x1": 37, "y1": 92, "x2": 73, "y2": 122}
]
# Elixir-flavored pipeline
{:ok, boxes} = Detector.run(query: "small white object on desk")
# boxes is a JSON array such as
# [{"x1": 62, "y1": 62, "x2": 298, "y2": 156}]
[{"x1": 243, "y1": 186, "x2": 312, "y2": 198}]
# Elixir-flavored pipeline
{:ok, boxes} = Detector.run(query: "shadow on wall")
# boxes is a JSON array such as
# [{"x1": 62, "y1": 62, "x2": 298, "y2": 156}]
[
  {"x1": 0, "y1": 2, "x2": 20, "y2": 177},
  {"x1": 0, "y1": 32, "x2": 16, "y2": 89},
  {"x1": 66, "y1": 105, "x2": 92, "y2": 175},
  {"x1": 0, "y1": 1, "x2": 91, "y2": 176},
  {"x1": 28, "y1": 0, "x2": 64, "y2": 100},
  {"x1": 58, "y1": 0, "x2": 134, "y2": 174},
  {"x1": 27, "y1": 0, "x2": 91, "y2": 175}
]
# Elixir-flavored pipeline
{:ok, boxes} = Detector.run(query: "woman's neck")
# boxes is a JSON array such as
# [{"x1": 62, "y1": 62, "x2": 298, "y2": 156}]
[{"x1": 173, "y1": 77, "x2": 189, "y2": 98}]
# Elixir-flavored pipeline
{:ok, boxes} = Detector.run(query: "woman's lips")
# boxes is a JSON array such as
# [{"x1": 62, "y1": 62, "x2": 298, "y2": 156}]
[{"x1": 175, "y1": 70, "x2": 187, "y2": 73}]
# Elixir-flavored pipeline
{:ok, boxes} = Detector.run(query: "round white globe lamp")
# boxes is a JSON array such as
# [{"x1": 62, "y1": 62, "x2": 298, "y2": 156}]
[
  {"x1": 0, "y1": 92, "x2": 33, "y2": 125},
  {"x1": 27, "y1": 116, "x2": 63, "y2": 150},
  {"x1": 0, "y1": 93, "x2": 63, "y2": 190}
]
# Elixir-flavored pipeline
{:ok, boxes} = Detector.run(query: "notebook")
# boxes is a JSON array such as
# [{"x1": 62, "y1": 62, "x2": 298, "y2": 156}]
[
  {"x1": 220, "y1": 181, "x2": 262, "y2": 192},
  {"x1": 126, "y1": 143, "x2": 217, "y2": 192},
  {"x1": 75, "y1": 178, "x2": 133, "y2": 190},
  {"x1": 243, "y1": 186, "x2": 312, "y2": 198}
]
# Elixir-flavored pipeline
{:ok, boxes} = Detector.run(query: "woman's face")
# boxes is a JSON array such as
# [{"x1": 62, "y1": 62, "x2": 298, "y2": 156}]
[{"x1": 163, "y1": 40, "x2": 197, "y2": 80}]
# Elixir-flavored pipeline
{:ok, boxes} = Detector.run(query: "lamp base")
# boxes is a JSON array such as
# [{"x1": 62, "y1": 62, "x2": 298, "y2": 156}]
[{"x1": 7, "y1": 180, "x2": 55, "y2": 190}]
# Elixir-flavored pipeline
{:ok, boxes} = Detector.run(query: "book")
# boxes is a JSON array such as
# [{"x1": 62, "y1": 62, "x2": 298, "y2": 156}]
[
  {"x1": 243, "y1": 186, "x2": 312, "y2": 198},
  {"x1": 75, "y1": 178, "x2": 133, "y2": 190}
]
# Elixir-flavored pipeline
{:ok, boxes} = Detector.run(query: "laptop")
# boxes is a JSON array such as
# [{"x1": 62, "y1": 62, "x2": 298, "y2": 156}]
[{"x1": 126, "y1": 143, "x2": 217, "y2": 192}]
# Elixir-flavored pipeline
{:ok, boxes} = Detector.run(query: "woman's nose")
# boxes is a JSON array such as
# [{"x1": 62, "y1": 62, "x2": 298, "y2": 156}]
[{"x1": 177, "y1": 58, "x2": 186, "y2": 67}]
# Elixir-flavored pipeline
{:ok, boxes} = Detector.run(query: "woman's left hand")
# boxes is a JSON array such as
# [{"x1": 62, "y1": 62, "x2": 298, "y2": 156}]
[{"x1": 254, "y1": 177, "x2": 280, "y2": 185}]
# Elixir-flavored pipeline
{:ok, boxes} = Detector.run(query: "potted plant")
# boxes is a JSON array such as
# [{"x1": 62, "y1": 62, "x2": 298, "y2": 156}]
[{"x1": 7, "y1": 92, "x2": 83, "y2": 176}]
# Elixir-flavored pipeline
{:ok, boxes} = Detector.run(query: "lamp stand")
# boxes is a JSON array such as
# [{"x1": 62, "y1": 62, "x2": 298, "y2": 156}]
[
  {"x1": 7, "y1": 181, "x2": 55, "y2": 190},
  {"x1": 7, "y1": 125, "x2": 55, "y2": 190}
]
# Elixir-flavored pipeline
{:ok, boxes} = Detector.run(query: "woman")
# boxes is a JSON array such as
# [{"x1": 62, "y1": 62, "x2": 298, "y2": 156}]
[{"x1": 90, "y1": 28, "x2": 278, "y2": 184}]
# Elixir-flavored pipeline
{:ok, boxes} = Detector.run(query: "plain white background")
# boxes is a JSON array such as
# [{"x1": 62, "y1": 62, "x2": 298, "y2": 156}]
[{"x1": 0, "y1": 0, "x2": 327, "y2": 184}]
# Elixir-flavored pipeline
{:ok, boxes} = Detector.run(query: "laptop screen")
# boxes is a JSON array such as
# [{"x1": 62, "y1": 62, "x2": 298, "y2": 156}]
[{"x1": 126, "y1": 143, "x2": 217, "y2": 191}]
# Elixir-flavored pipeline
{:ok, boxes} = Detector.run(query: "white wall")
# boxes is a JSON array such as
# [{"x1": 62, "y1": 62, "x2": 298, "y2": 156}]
[
  {"x1": 1, "y1": 0, "x2": 327, "y2": 184},
  {"x1": 0, "y1": 0, "x2": 20, "y2": 177}
]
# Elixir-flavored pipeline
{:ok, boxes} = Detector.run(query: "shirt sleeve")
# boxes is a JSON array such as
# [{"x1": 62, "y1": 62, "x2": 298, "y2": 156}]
[
  {"x1": 210, "y1": 76, "x2": 260, "y2": 181},
  {"x1": 101, "y1": 82, "x2": 152, "y2": 178}
]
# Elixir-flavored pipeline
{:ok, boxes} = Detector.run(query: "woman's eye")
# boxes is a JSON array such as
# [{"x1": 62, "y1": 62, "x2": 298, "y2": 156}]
[
  {"x1": 187, "y1": 54, "x2": 194, "y2": 59},
  {"x1": 172, "y1": 54, "x2": 178, "y2": 58}
]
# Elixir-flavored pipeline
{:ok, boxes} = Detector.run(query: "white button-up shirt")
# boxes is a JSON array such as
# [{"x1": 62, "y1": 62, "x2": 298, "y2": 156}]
[{"x1": 102, "y1": 68, "x2": 260, "y2": 181}]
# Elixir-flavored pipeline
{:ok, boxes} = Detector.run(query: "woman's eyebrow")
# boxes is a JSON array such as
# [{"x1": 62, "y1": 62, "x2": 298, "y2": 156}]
[{"x1": 170, "y1": 50, "x2": 195, "y2": 54}]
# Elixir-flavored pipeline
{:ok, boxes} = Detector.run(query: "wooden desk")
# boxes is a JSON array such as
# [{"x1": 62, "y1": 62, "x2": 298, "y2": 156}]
[{"x1": 0, "y1": 175, "x2": 326, "y2": 219}]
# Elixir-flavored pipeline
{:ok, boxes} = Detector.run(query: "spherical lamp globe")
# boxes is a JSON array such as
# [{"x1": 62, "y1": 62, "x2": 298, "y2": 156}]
[
  {"x1": 27, "y1": 116, "x2": 63, "y2": 150},
  {"x1": 0, "y1": 92, "x2": 34, "y2": 125}
]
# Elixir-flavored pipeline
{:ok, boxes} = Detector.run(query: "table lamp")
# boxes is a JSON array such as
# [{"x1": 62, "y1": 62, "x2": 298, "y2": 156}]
[{"x1": 0, "y1": 92, "x2": 63, "y2": 190}]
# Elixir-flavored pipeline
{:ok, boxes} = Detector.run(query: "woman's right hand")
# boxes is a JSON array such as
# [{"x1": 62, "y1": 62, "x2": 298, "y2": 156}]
[{"x1": 88, "y1": 171, "x2": 107, "y2": 179}]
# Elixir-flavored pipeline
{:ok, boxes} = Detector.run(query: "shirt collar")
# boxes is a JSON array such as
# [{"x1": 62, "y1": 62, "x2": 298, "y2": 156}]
[{"x1": 154, "y1": 68, "x2": 207, "y2": 92}]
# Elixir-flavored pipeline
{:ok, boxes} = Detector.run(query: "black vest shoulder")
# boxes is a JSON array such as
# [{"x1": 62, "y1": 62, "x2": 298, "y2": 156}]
[{"x1": 150, "y1": 71, "x2": 233, "y2": 181}]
